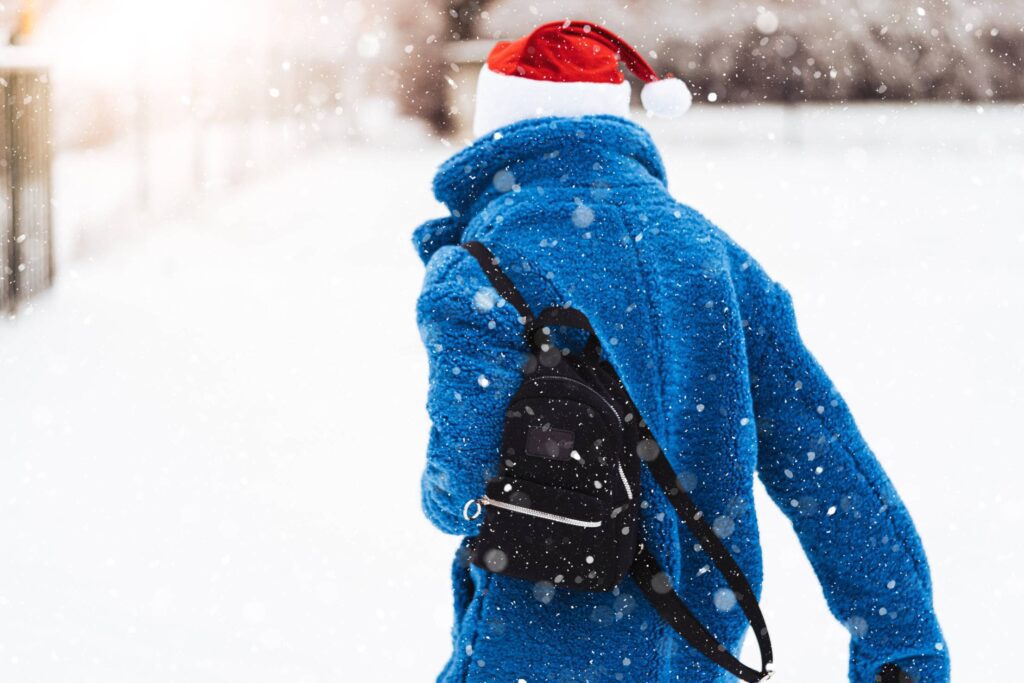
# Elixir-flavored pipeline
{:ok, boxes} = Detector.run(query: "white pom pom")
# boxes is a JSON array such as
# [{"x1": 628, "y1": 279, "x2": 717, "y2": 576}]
[{"x1": 640, "y1": 78, "x2": 692, "y2": 119}]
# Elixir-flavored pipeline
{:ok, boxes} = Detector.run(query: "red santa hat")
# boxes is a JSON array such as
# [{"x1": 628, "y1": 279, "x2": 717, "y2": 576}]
[{"x1": 473, "y1": 20, "x2": 692, "y2": 137}]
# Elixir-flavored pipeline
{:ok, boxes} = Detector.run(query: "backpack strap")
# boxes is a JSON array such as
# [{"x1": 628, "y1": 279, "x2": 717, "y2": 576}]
[
  {"x1": 631, "y1": 545, "x2": 770, "y2": 681},
  {"x1": 632, "y1": 422, "x2": 774, "y2": 682},
  {"x1": 462, "y1": 241, "x2": 600, "y2": 359},
  {"x1": 461, "y1": 241, "x2": 535, "y2": 324}
]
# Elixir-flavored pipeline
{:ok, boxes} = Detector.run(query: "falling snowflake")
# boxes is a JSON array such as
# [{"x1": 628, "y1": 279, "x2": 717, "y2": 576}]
[
  {"x1": 473, "y1": 287, "x2": 498, "y2": 312},
  {"x1": 712, "y1": 515, "x2": 735, "y2": 538},
  {"x1": 713, "y1": 588, "x2": 737, "y2": 612},
  {"x1": 844, "y1": 616, "x2": 869, "y2": 639},
  {"x1": 493, "y1": 169, "x2": 516, "y2": 192},
  {"x1": 572, "y1": 204, "x2": 595, "y2": 228},
  {"x1": 483, "y1": 548, "x2": 508, "y2": 572},
  {"x1": 532, "y1": 581, "x2": 555, "y2": 605}
]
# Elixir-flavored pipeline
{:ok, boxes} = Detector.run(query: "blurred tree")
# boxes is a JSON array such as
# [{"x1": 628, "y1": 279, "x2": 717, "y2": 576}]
[
  {"x1": 392, "y1": 0, "x2": 1023, "y2": 132},
  {"x1": 394, "y1": 0, "x2": 497, "y2": 133},
  {"x1": 447, "y1": 0, "x2": 496, "y2": 41}
]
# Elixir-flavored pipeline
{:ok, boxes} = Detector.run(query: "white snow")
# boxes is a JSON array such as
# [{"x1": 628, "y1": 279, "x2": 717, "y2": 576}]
[{"x1": 2, "y1": 103, "x2": 1022, "y2": 681}]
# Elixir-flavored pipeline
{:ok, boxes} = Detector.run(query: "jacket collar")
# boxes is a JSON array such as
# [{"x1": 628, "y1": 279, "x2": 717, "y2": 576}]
[{"x1": 413, "y1": 115, "x2": 667, "y2": 263}]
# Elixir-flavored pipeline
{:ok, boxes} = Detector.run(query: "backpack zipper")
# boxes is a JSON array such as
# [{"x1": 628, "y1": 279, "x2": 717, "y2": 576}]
[
  {"x1": 617, "y1": 463, "x2": 634, "y2": 500},
  {"x1": 528, "y1": 375, "x2": 623, "y2": 427},
  {"x1": 465, "y1": 496, "x2": 603, "y2": 528}
]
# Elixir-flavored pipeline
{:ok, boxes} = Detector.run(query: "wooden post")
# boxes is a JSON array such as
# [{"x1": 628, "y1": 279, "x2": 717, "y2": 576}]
[
  {"x1": 441, "y1": 39, "x2": 495, "y2": 137},
  {"x1": 0, "y1": 49, "x2": 54, "y2": 312}
]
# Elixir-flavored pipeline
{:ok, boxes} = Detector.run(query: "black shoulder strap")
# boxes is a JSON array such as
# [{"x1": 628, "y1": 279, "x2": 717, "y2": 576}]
[
  {"x1": 632, "y1": 421, "x2": 774, "y2": 682},
  {"x1": 462, "y1": 241, "x2": 600, "y2": 358},
  {"x1": 461, "y1": 241, "x2": 534, "y2": 323},
  {"x1": 461, "y1": 239, "x2": 773, "y2": 681}
]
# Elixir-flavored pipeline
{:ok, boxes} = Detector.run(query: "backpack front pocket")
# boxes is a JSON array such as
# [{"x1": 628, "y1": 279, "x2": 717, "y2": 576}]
[{"x1": 466, "y1": 477, "x2": 636, "y2": 591}]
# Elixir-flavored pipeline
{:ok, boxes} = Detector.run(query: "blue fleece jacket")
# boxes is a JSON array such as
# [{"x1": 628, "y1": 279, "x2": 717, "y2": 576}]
[{"x1": 412, "y1": 115, "x2": 948, "y2": 683}]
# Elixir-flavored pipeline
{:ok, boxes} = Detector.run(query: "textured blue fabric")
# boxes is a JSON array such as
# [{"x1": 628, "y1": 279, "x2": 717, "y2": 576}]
[{"x1": 413, "y1": 115, "x2": 948, "y2": 683}]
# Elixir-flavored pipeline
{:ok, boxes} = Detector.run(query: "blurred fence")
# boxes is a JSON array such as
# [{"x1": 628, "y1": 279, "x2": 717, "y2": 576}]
[
  {"x1": 1, "y1": 53, "x2": 53, "y2": 313},
  {"x1": 31, "y1": 0, "x2": 386, "y2": 263},
  {"x1": 54, "y1": 47, "x2": 354, "y2": 260}
]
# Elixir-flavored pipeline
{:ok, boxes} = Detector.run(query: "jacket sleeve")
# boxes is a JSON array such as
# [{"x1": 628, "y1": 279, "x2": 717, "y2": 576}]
[
  {"x1": 415, "y1": 246, "x2": 528, "y2": 536},
  {"x1": 739, "y1": 264, "x2": 949, "y2": 683}
]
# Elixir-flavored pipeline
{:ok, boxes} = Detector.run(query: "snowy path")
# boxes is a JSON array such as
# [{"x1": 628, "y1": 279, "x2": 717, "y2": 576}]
[{"x1": 2, "y1": 104, "x2": 1022, "y2": 681}]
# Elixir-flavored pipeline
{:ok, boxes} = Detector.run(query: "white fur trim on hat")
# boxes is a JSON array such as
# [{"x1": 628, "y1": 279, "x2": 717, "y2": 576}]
[{"x1": 473, "y1": 65, "x2": 632, "y2": 138}]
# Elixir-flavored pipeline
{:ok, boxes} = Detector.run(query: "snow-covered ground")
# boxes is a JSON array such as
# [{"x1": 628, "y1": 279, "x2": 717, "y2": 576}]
[{"x1": 2, "y1": 103, "x2": 1022, "y2": 682}]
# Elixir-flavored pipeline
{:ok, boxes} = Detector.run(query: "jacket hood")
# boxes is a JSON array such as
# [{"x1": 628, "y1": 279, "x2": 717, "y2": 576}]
[{"x1": 412, "y1": 115, "x2": 667, "y2": 264}]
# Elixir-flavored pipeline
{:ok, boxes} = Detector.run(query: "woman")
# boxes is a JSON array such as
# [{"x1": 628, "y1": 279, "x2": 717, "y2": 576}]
[{"x1": 412, "y1": 21, "x2": 947, "y2": 683}]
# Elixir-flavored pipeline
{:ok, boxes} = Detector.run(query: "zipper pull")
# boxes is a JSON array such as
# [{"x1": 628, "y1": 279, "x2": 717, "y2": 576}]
[{"x1": 462, "y1": 498, "x2": 484, "y2": 521}]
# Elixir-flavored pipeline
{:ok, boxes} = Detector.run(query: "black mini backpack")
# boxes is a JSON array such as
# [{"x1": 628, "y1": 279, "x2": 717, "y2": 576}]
[{"x1": 458, "y1": 241, "x2": 775, "y2": 682}]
